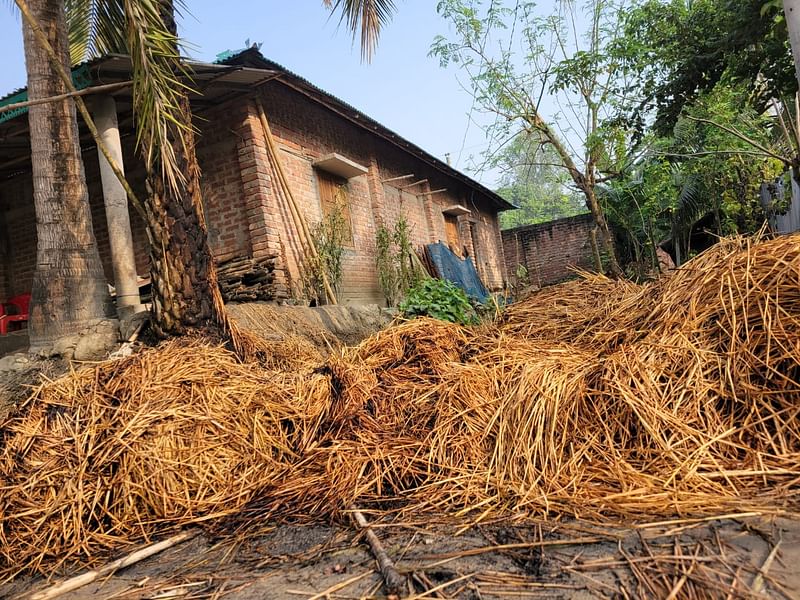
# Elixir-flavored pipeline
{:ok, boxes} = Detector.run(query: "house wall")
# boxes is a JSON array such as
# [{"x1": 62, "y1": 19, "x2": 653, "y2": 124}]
[
  {"x1": 502, "y1": 214, "x2": 595, "y2": 288},
  {"x1": 0, "y1": 147, "x2": 149, "y2": 300},
  {"x1": 0, "y1": 177, "x2": 35, "y2": 299},
  {"x1": 0, "y1": 81, "x2": 508, "y2": 306},
  {"x1": 251, "y1": 81, "x2": 506, "y2": 302}
]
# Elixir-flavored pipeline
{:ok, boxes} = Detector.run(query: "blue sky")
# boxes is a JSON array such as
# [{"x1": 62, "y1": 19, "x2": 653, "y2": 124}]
[{"x1": 0, "y1": 2, "x2": 500, "y2": 185}]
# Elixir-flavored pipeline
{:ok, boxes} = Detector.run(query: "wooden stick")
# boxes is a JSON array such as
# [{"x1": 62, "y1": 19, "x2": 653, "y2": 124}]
[
  {"x1": 752, "y1": 539, "x2": 781, "y2": 594},
  {"x1": 254, "y1": 96, "x2": 337, "y2": 305},
  {"x1": 400, "y1": 179, "x2": 428, "y2": 190},
  {"x1": 381, "y1": 173, "x2": 415, "y2": 183},
  {"x1": 349, "y1": 506, "x2": 406, "y2": 599},
  {"x1": 417, "y1": 536, "x2": 602, "y2": 560},
  {"x1": 26, "y1": 530, "x2": 199, "y2": 600},
  {"x1": 0, "y1": 81, "x2": 132, "y2": 115},
  {"x1": 304, "y1": 570, "x2": 374, "y2": 600}
]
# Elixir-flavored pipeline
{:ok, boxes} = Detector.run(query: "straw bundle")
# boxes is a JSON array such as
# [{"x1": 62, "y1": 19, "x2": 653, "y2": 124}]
[
  {"x1": 0, "y1": 340, "x2": 326, "y2": 578},
  {"x1": 0, "y1": 234, "x2": 798, "y2": 579}
]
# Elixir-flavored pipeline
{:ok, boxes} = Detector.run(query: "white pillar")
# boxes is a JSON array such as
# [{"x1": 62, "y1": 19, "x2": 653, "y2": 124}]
[{"x1": 92, "y1": 95, "x2": 143, "y2": 315}]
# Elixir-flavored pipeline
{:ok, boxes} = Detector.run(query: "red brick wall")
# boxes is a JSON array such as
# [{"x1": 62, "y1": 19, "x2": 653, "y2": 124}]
[
  {"x1": 0, "y1": 177, "x2": 36, "y2": 298},
  {"x1": 0, "y1": 81, "x2": 509, "y2": 306},
  {"x1": 195, "y1": 104, "x2": 252, "y2": 263},
  {"x1": 0, "y1": 146, "x2": 151, "y2": 301},
  {"x1": 502, "y1": 214, "x2": 595, "y2": 287}
]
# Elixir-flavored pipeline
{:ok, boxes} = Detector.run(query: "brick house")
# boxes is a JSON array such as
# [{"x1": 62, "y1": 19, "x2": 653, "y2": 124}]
[{"x1": 0, "y1": 48, "x2": 512, "y2": 310}]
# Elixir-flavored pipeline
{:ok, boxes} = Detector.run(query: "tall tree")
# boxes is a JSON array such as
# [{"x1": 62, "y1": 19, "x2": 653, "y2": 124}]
[
  {"x1": 432, "y1": 0, "x2": 633, "y2": 276},
  {"x1": 494, "y1": 138, "x2": 587, "y2": 229},
  {"x1": 620, "y1": 0, "x2": 794, "y2": 136},
  {"x1": 20, "y1": 0, "x2": 112, "y2": 352}
]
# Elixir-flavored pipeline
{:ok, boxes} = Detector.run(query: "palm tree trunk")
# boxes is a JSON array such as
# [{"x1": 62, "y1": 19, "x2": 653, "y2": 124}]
[
  {"x1": 21, "y1": 0, "x2": 112, "y2": 351},
  {"x1": 143, "y1": 94, "x2": 225, "y2": 337},
  {"x1": 142, "y1": 1, "x2": 225, "y2": 337}
]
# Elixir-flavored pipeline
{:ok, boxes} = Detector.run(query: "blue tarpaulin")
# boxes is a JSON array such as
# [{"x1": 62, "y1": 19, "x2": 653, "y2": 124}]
[{"x1": 425, "y1": 242, "x2": 489, "y2": 301}]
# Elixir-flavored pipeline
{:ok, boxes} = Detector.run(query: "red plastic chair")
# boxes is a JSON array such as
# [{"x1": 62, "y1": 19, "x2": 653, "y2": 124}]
[{"x1": 0, "y1": 293, "x2": 31, "y2": 335}]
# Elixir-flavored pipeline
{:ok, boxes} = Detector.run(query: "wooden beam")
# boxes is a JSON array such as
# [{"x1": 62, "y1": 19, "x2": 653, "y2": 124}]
[
  {"x1": 423, "y1": 188, "x2": 448, "y2": 196},
  {"x1": 381, "y1": 173, "x2": 414, "y2": 183},
  {"x1": 400, "y1": 178, "x2": 428, "y2": 190}
]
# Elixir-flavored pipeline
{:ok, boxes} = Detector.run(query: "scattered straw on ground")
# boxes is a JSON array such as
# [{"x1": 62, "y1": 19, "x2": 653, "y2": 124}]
[{"x1": 0, "y1": 234, "x2": 798, "y2": 579}]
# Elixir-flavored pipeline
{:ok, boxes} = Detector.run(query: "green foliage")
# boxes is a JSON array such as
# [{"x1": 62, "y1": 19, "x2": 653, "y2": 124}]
[
  {"x1": 375, "y1": 216, "x2": 426, "y2": 307},
  {"x1": 306, "y1": 203, "x2": 348, "y2": 305},
  {"x1": 618, "y1": 0, "x2": 793, "y2": 136},
  {"x1": 399, "y1": 279, "x2": 478, "y2": 325},
  {"x1": 602, "y1": 81, "x2": 787, "y2": 270},
  {"x1": 495, "y1": 138, "x2": 588, "y2": 229}
]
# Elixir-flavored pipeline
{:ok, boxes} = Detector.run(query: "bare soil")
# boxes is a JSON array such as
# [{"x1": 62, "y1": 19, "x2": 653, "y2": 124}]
[{"x1": 4, "y1": 513, "x2": 798, "y2": 599}]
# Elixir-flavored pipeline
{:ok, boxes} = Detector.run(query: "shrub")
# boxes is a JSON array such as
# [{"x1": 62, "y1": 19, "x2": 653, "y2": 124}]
[
  {"x1": 375, "y1": 216, "x2": 426, "y2": 306},
  {"x1": 399, "y1": 279, "x2": 478, "y2": 325}
]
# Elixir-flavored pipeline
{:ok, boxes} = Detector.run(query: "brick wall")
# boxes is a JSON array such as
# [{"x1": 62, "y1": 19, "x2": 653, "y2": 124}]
[
  {"x1": 195, "y1": 103, "x2": 252, "y2": 263},
  {"x1": 0, "y1": 177, "x2": 36, "y2": 298},
  {"x1": 502, "y1": 214, "x2": 595, "y2": 287},
  {"x1": 0, "y1": 80, "x2": 509, "y2": 306}
]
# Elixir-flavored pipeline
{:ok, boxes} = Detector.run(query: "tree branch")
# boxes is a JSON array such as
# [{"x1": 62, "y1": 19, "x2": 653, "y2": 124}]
[
  {"x1": 0, "y1": 81, "x2": 131, "y2": 115},
  {"x1": 684, "y1": 115, "x2": 794, "y2": 166}
]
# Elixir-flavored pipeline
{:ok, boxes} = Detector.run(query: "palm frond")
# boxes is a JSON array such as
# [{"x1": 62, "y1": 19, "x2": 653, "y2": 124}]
[
  {"x1": 322, "y1": 0, "x2": 397, "y2": 61},
  {"x1": 63, "y1": 0, "x2": 194, "y2": 193},
  {"x1": 670, "y1": 165, "x2": 705, "y2": 228},
  {"x1": 66, "y1": 0, "x2": 126, "y2": 64},
  {"x1": 122, "y1": 0, "x2": 194, "y2": 193}
]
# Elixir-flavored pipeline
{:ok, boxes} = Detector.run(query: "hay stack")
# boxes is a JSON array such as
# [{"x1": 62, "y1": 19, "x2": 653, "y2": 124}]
[
  {"x1": 0, "y1": 341, "x2": 327, "y2": 578},
  {"x1": 0, "y1": 234, "x2": 799, "y2": 578}
]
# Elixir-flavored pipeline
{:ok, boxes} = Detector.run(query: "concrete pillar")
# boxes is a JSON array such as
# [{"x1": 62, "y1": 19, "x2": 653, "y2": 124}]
[{"x1": 92, "y1": 95, "x2": 143, "y2": 315}]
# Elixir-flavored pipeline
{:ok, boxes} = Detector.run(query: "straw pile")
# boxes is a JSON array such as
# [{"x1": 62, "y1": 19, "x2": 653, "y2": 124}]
[{"x1": 0, "y1": 234, "x2": 798, "y2": 578}]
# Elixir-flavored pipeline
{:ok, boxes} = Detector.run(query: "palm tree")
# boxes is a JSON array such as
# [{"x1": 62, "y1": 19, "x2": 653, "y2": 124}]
[
  {"x1": 64, "y1": 0, "x2": 397, "y2": 338},
  {"x1": 18, "y1": 0, "x2": 396, "y2": 343},
  {"x1": 19, "y1": 0, "x2": 112, "y2": 353}
]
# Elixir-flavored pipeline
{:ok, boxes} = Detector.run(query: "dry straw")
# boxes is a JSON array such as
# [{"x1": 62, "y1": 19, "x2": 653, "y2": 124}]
[{"x1": 1, "y1": 234, "x2": 798, "y2": 579}]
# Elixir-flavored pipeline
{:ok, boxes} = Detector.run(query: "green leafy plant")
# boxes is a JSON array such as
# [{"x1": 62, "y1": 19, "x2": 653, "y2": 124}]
[
  {"x1": 399, "y1": 279, "x2": 478, "y2": 325},
  {"x1": 376, "y1": 215, "x2": 426, "y2": 307},
  {"x1": 306, "y1": 201, "x2": 348, "y2": 305}
]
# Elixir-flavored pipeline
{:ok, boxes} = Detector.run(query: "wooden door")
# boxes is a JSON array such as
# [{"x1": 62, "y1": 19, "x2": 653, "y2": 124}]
[{"x1": 444, "y1": 214, "x2": 461, "y2": 256}]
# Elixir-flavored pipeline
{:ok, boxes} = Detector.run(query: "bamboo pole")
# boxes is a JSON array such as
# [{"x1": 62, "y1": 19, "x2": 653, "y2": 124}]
[
  {"x1": 27, "y1": 531, "x2": 198, "y2": 600},
  {"x1": 254, "y1": 96, "x2": 337, "y2": 305}
]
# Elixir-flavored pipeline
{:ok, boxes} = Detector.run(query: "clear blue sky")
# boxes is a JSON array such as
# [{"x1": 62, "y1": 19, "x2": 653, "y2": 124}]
[{"x1": 0, "y1": 2, "x2": 499, "y2": 185}]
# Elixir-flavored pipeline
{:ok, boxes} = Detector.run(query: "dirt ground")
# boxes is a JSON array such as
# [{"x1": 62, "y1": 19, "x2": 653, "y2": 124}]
[{"x1": 4, "y1": 512, "x2": 798, "y2": 599}]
